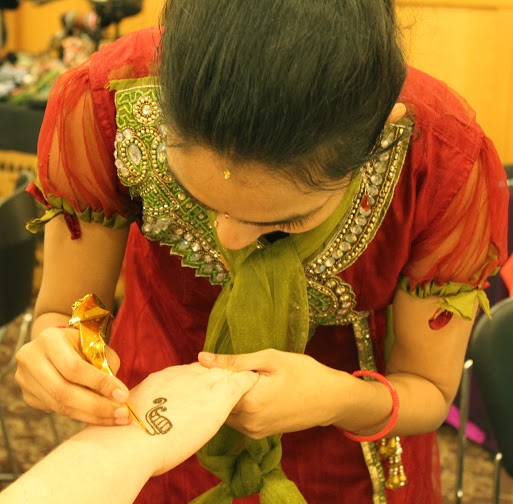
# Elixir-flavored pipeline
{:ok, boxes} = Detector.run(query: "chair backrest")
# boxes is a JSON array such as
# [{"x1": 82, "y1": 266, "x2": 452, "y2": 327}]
[
  {"x1": 469, "y1": 297, "x2": 513, "y2": 476},
  {"x1": 0, "y1": 171, "x2": 38, "y2": 326}
]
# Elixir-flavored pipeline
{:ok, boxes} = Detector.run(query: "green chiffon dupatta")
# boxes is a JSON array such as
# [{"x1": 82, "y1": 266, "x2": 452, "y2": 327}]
[{"x1": 192, "y1": 173, "x2": 361, "y2": 503}]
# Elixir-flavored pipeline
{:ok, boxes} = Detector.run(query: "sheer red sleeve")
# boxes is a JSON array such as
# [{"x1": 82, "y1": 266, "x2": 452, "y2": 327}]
[
  {"x1": 29, "y1": 60, "x2": 139, "y2": 231},
  {"x1": 403, "y1": 136, "x2": 508, "y2": 290}
]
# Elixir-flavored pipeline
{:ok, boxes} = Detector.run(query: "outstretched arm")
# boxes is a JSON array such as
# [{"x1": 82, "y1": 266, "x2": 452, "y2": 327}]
[{"x1": 0, "y1": 364, "x2": 258, "y2": 504}]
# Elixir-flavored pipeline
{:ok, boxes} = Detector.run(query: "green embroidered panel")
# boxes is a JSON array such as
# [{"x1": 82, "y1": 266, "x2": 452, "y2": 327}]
[{"x1": 114, "y1": 84, "x2": 228, "y2": 285}]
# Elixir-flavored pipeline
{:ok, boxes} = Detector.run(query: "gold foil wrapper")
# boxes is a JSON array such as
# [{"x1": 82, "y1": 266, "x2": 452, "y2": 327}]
[
  {"x1": 69, "y1": 294, "x2": 149, "y2": 433},
  {"x1": 70, "y1": 294, "x2": 113, "y2": 375}
]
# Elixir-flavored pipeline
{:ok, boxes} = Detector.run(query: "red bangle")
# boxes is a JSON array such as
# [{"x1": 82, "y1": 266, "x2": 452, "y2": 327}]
[{"x1": 341, "y1": 370, "x2": 400, "y2": 443}]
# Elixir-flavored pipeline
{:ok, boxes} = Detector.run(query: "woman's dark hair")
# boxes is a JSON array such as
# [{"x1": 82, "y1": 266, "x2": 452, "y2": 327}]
[{"x1": 158, "y1": 0, "x2": 406, "y2": 188}]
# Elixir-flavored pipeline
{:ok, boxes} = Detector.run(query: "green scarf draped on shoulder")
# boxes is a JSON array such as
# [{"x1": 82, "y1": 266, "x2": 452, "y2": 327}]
[{"x1": 192, "y1": 173, "x2": 362, "y2": 503}]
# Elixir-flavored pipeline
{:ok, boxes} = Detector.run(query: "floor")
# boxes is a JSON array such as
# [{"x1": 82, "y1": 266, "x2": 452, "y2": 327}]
[{"x1": 438, "y1": 424, "x2": 513, "y2": 504}]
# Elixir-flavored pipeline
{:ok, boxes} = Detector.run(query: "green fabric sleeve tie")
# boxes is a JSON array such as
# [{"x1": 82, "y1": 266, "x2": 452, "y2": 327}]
[
  {"x1": 26, "y1": 196, "x2": 132, "y2": 234},
  {"x1": 398, "y1": 276, "x2": 492, "y2": 320},
  {"x1": 26, "y1": 207, "x2": 63, "y2": 233}
]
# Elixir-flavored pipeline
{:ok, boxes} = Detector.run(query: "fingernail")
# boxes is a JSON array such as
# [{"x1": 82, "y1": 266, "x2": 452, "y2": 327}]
[
  {"x1": 112, "y1": 388, "x2": 129, "y2": 402},
  {"x1": 114, "y1": 406, "x2": 129, "y2": 419},
  {"x1": 199, "y1": 352, "x2": 216, "y2": 362}
]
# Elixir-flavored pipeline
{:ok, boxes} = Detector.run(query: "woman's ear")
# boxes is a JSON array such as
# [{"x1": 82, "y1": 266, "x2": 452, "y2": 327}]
[{"x1": 386, "y1": 103, "x2": 407, "y2": 125}]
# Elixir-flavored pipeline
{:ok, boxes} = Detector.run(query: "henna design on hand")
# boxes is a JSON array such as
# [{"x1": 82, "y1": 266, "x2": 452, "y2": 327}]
[{"x1": 145, "y1": 397, "x2": 173, "y2": 435}]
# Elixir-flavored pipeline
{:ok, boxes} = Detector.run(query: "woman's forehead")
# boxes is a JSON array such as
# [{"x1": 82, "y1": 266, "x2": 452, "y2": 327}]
[{"x1": 166, "y1": 145, "x2": 338, "y2": 222}]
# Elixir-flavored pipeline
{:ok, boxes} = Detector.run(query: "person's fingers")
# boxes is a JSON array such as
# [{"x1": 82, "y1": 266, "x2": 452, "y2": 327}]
[
  {"x1": 18, "y1": 327, "x2": 129, "y2": 402},
  {"x1": 60, "y1": 328, "x2": 120, "y2": 376},
  {"x1": 48, "y1": 383, "x2": 131, "y2": 426},
  {"x1": 20, "y1": 383, "x2": 130, "y2": 426},
  {"x1": 208, "y1": 370, "x2": 259, "y2": 411},
  {"x1": 198, "y1": 350, "x2": 275, "y2": 372},
  {"x1": 228, "y1": 370, "x2": 259, "y2": 397},
  {"x1": 15, "y1": 327, "x2": 130, "y2": 425},
  {"x1": 17, "y1": 357, "x2": 130, "y2": 425},
  {"x1": 47, "y1": 336, "x2": 129, "y2": 403}
]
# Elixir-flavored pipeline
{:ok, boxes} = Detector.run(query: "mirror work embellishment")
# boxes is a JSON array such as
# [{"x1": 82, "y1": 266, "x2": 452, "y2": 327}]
[
  {"x1": 305, "y1": 122, "x2": 411, "y2": 326},
  {"x1": 112, "y1": 81, "x2": 412, "y2": 325},
  {"x1": 113, "y1": 82, "x2": 228, "y2": 285}
]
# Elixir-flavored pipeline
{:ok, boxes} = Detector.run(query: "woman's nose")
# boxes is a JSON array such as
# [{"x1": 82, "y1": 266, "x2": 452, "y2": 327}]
[{"x1": 214, "y1": 215, "x2": 264, "y2": 250}]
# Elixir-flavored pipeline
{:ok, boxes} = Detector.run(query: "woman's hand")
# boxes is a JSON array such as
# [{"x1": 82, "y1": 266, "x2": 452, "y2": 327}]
[
  {"x1": 125, "y1": 363, "x2": 259, "y2": 476},
  {"x1": 198, "y1": 291, "x2": 478, "y2": 440},
  {"x1": 15, "y1": 326, "x2": 131, "y2": 426},
  {"x1": 198, "y1": 349, "x2": 346, "y2": 439}
]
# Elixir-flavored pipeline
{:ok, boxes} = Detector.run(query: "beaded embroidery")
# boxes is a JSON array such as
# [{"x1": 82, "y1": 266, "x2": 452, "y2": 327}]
[
  {"x1": 305, "y1": 123, "x2": 411, "y2": 325},
  {"x1": 114, "y1": 84, "x2": 228, "y2": 285},
  {"x1": 112, "y1": 82, "x2": 412, "y2": 325}
]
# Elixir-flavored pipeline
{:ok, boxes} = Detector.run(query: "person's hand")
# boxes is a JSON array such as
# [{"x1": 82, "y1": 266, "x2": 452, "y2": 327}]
[
  {"x1": 198, "y1": 349, "x2": 347, "y2": 438},
  {"x1": 0, "y1": 364, "x2": 258, "y2": 504},
  {"x1": 124, "y1": 363, "x2": 259, "y2": 476},
  {"x1": 15, "y1": 326, "x2": 131, "y2": 425}
]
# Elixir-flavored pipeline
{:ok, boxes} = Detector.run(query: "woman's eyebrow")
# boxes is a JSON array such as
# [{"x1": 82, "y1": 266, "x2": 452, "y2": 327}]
[{"x1": 166, "y1": 162, "x2": 324, "y2": 227}]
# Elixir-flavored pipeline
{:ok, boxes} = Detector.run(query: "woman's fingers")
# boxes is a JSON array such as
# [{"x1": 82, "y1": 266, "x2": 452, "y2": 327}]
[
  {"x1": 21, "y1": 390, "x2": 131, "y2": 426},
  {"x1": 15, "y1": 327, "x2": 129, "y2": 425},
  {"x1": 46, "y1": 336, "x2": 128, "y2": 401},
  {"x1": 212, "y1": 369, "x2": 258, "y2": 394},
  {"x1": 17, "y1": 354, "x2": 130, "y2": 425},
  {"x1": 198, "y1": 349, "x2": 277, "y2": 373},
  {"x1": 213, "y1": 370, "x2": 259, "y2": 405},
  {"x1": 105, "y1": 345, "x2": 121, "y2": 375}
]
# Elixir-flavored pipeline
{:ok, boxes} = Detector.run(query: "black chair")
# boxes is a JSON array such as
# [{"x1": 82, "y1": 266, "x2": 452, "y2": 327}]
[
  {"x1": 0, "y1": 171, "x2": 38, "y2": 329},
  {"x1": 0, "y1": 171, "x2": 43, "y2": 481},
  {"x1": 457, "y1": 297, "x2": 513, "y2": 504},
  {"x1": 470, "y1": 298, "x2": 513, "y2": 473}
]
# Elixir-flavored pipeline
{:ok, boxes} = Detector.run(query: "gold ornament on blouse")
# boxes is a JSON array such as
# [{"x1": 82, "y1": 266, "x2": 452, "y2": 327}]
[
  {"x1": 69, "y1": 293, "x2": 149, "y2": 434},
  {"x1": 379, "y1": 437, "x2": 408, "y2": 489}
]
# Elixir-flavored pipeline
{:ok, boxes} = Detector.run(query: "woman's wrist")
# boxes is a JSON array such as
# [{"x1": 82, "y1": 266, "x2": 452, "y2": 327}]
[
  {"x1": 76, "y1": 423, "x2": 160, "y2": 479},
  {"x1": 329, "y1": 369, "x2": 396, "y2": 435},
  {"x1": 31, "y1": 312, "x2": 73, "y2": 340},
  {"x1": 340, "y1": 371, "x2": 399, "y2": 442}
]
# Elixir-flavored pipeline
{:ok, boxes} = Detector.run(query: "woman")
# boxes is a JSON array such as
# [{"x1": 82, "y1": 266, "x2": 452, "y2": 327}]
[{"x1": 16, "y1": 0, "x2": 508, "y2": 502}]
